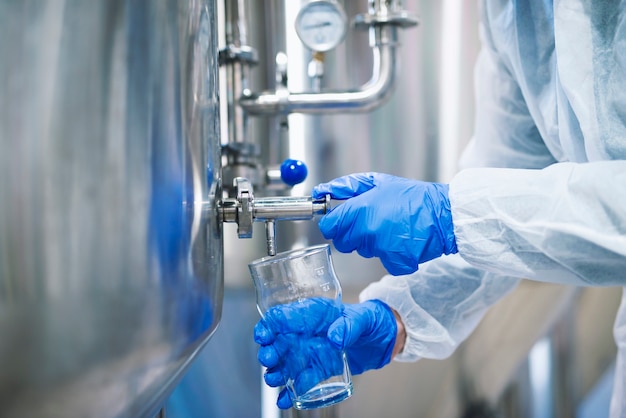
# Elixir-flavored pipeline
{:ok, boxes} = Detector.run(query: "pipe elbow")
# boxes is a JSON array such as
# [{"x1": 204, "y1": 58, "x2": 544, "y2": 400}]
[{"x1": 239, "y1": 44, "x2": 397, "y2": 115}]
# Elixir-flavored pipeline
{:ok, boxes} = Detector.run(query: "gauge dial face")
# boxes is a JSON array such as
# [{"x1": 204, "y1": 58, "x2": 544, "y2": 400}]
[{"x1": 295, "y1": 1, "x2": 348, "y2": 52}]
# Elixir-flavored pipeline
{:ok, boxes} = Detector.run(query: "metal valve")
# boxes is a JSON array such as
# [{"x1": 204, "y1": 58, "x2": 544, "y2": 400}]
[{"x1": 218, "y1": 177, "x2": 331, "y2": 255}]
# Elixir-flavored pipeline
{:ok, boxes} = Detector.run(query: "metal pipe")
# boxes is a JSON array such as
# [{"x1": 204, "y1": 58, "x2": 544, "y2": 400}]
[
  {"x1": 223, "y1": 0, "x2": 253, "y2": 143},
  {"x1": 253, "y1": 196, "x2": 329, "y2": 220},
  {"x1": 219, "y1": 195, "x2": 330, "y2": 223},
  {"x1": 225, "y1": 0, "x2": 249, "y2": 45},
  {"x1": 265, "y1": 220, "x2": 277, "y2": 256},
  {"x1": 239, "y1": 26, "x2": 398, "y2": 115}
]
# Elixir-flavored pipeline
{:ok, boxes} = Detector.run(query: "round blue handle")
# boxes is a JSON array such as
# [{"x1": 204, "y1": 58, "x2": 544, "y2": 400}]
[{"x1": 280, "y1": 159, "x2": 308, "y2": 186}]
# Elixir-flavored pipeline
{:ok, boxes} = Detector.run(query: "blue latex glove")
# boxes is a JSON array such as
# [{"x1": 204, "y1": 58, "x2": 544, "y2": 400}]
[
  {"x1": 312, "y1": 172, "x2": 458, "y2": 275},
  {"x1": 254, "y1": 298, "x2": 397, "y2": 410}
]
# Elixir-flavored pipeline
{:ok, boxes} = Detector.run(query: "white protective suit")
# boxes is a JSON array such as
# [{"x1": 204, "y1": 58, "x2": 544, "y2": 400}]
[{"x1": 360, "y1": 0, "x2": 626, "y2": 415}]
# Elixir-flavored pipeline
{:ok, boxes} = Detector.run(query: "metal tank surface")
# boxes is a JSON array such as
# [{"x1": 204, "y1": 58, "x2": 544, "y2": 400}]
[{"x1": 0, "y1": 1, "x2": 223, "y2": 417}]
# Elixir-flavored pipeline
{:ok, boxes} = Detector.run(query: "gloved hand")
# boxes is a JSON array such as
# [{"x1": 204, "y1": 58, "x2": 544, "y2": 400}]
[
  {"x1": 254, "y1": 298, "x2": 397, "y2": 409},
  {"x1": 312, "y1": 172, "x2": 458, "y2": 275}
]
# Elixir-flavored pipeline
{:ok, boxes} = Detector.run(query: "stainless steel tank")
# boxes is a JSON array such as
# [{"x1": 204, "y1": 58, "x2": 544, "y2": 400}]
[{"x1": 0, "y1": 1, "x2": 223, "y2": 417}]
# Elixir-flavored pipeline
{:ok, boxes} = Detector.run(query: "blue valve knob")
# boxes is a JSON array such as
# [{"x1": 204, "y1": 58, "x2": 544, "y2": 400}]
[{"x1": 280, "y1": 159, "x2": 308, "y2": 186}]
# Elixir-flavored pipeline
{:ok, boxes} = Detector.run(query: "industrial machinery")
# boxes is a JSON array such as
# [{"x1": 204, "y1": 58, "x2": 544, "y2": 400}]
[
  {"x1": 216, "y1": 0, "x2": 417, "y2": 259},
  {"x1": 0, "y1": 1, "x2": 223, "y2": 417}
]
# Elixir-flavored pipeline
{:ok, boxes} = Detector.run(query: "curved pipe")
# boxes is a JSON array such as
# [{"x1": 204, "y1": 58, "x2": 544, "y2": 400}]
[{"x1": 239, "y1": 29, "x2": 398, "y2": 115}]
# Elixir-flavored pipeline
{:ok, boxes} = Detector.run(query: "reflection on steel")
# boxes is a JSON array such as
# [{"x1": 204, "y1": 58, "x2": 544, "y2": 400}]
[
  {"x1": 251, "y1": 195, "x2": 331, "y2": 221},
  {"x1": 0, "y1": 1, "x2": 223, "y2": 417}
]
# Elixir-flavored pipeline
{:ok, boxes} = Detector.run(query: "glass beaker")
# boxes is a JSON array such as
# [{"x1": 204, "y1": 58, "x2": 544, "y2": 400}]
[{"x1": 249, "y1": 244, "x2": 353, "y2": 410}]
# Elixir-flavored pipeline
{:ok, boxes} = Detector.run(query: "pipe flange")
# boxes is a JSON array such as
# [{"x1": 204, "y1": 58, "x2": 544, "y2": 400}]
[
  {"x1": 353, "y1": 11, "x2": 419, "y2": 30},
  {"x1": 234, "y1": 177, "x2": 253, "y2": 238},
  {"x1": 218, "y1": 45, "x2": 258, "y2": 66}
]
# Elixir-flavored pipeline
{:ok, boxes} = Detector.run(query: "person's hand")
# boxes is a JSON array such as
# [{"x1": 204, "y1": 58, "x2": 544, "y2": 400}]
[
  {"x1": 254, "y1": 298, "x2": 398, "y2": 409},
  {"x1": 327, "y1": 299, "x2": 398, "y2": 375},
  {"x1": 254, "y1": 298, "x2": 345, "y2": 409},
  {"x1": 312, "y1": 172, "x2": 458, "y2": 275}
]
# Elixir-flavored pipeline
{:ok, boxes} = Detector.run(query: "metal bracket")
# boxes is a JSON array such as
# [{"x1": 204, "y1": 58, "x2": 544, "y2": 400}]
[{"x1": 218, "y1": 45, "x2": 258, "y2": 66}]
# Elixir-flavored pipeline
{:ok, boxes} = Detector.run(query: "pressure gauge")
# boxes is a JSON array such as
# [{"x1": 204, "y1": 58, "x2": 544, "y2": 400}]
[{"x1": 295, "y1": 1, "x2": 348, "y2": 52}]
